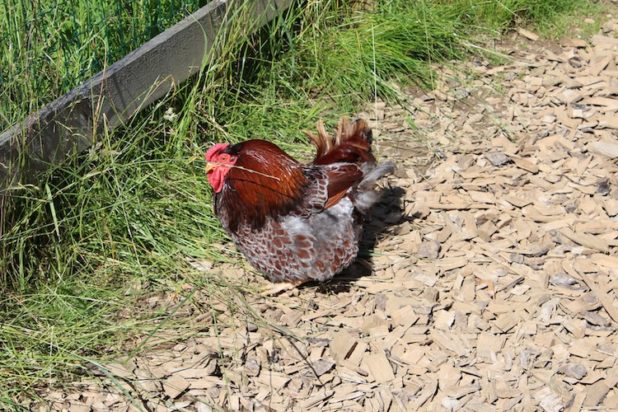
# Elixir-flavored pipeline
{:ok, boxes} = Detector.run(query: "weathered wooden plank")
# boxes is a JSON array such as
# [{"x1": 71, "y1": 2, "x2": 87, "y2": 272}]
[{"x1": 0, "y1": 0, "x2": 293, "y2": 187}]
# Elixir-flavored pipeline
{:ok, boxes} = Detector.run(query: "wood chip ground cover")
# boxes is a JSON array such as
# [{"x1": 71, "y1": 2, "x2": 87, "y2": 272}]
[{"x1": 30, "y1": 22, "x2": 618, "y2": 412}]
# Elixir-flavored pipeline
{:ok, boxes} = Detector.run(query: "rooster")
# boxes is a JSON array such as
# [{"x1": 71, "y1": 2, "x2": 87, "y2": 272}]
[{"x1": 204, "y1": 117, "x2": 394, "y2": 286}]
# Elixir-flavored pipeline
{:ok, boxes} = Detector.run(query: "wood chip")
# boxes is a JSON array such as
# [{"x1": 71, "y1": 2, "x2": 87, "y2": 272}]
[
  {"x1": 430, "y1": 330, "x2": 469, "y2": 356},
  {"x1": 512, "y1": 156, "x2": 539, "y2": 173},
  {"x1": 485, "y1": 151, "x2": 510, "y2": 166},
  {"x1": 410, "y1": 379, "x2": 437, "y2": 409},
  {"x1": 300, "y1": 390, "x2": 334, "y2": 409},
  {"x1": 560, "y1": 228, "x2": 609, "y2": 252},
  {"x1": 589, "y1": 139, "x2": 618, "y2": 158},
  {"x1": 363, "y1": 351, "x2": 395, "y2": 383},
  {"x1": 257, "y1": 370, "x2": 290, "y2": 388},
  {"x1": 163, "y1": 375, "x2": 190, "y2": 399},
  {"x1": 572, "y1": 269, "x2": 618, "y2": 323},
  {"x1": 583, "y1": 380, "x2": 611, "y2": 407},
  {"x1": 330, "y1": 331, "x2": 357, "y2": 363},
  {"x1": 104, "y1": 362, "x2": 134, "y2": 379},
  {"x1": 517, "y1": 28, "x2": 539, "y2": 41}
]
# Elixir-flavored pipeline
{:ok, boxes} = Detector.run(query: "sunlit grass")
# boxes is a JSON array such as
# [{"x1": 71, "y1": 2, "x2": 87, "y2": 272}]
[{"x1": 0, "y1": 0, "x2": 208, "y2": 131}]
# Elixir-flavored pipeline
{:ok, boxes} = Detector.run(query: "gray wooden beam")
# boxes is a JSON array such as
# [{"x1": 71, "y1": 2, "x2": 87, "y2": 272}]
[{"x1": 0, "y1": 0, "x2": 293, "y2": 188}]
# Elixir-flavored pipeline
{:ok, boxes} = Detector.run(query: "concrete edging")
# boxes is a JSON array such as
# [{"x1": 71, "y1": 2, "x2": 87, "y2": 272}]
[{"x1": 0, "y1": 0, "x2": 293, "y2": 188}]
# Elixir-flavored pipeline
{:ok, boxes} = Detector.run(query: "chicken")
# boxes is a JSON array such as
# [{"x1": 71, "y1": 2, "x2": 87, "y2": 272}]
[{"x1": 204, "y1": 117, "x2": 394, "y2": 285}]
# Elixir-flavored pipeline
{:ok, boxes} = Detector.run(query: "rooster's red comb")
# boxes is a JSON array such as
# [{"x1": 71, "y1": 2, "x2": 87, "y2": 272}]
[{"x1": 205, "y1": 143, "x2": 230, "y2": 161}]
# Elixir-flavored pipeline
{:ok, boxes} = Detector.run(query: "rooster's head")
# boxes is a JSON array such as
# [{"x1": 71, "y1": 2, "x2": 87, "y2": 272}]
[{"x1": 205, "y1": 143, "x2": 238, "y2": 193}]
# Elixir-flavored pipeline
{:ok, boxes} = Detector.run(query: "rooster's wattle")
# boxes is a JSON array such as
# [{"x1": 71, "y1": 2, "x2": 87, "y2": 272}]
[{"x1": 204, "y1": 117, "x2": 393, "y2": 284}]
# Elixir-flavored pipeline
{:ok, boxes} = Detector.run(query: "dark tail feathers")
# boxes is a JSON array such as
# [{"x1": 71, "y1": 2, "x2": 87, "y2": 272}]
[{"x1": 305, "y1": 117, "x2": 375, "y2": 166}]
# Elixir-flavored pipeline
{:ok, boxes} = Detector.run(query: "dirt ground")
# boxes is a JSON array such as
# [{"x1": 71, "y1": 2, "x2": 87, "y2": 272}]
[{"x1": 32, "y1": 21, "x2": 618, "y2": 412}]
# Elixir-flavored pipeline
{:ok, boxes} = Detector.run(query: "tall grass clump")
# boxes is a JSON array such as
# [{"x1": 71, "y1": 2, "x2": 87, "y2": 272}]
[
  {"x1": 0, "y1": 0, "x2": 607, "y2": 405},
  {"x1": 249, "y1": 0, "x2": 606, "y2": 108},
  {"x1": 0, "y1": 0, "x2": 208, "y2": 131}
]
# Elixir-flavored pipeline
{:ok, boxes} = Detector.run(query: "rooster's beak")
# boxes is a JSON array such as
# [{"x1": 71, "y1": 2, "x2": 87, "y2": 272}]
[{"x1": 205, "y1": 162, "x2": 215, "y2": 174}]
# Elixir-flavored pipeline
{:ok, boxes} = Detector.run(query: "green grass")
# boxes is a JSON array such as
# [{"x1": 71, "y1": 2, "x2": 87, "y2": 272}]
[
  {"x1": 0, "y1": 0, "x2": 608, "y2": 406},
  {"x1": 0, "y1": 0, "x2": 208, "y2": 131}
]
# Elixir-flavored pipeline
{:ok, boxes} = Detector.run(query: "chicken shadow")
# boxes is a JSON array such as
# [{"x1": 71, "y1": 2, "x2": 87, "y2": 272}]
[{"x1": 306, "y1": 185, "x2": 407, "y2": 294}]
